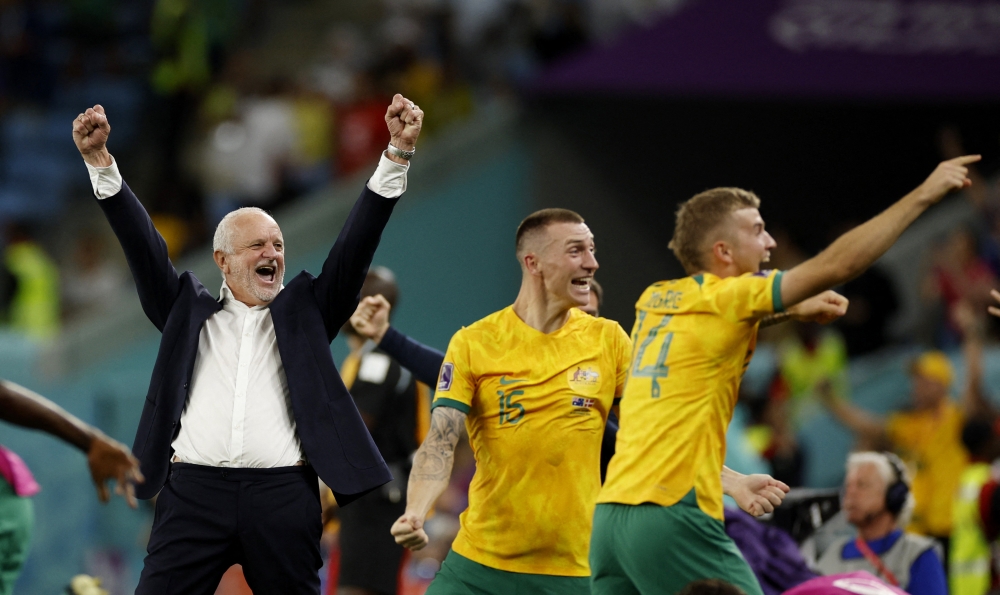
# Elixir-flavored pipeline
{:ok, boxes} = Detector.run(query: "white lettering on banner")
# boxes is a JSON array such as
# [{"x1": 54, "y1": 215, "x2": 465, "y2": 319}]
[{"x1": 770, "y1": 0, "x2": 1000, "y2": 54}]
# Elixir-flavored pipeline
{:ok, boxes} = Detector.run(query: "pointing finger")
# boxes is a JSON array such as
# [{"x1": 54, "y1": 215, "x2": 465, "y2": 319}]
[{"x1": 952, "y1": 155, "x2": 982, "y2": 166}]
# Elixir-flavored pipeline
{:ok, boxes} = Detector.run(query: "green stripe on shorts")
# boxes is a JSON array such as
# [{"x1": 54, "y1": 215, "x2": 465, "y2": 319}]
[
  {"x1": 426, "y1": 549, "x2": 590, "y2": 595},
  {"x1": 590, "y1": 490, "x2": 763, "y2": 595}
]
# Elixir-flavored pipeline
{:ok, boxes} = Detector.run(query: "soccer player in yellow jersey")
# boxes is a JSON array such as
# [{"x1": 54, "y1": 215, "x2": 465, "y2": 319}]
[
  {"x1": 389, "y1": 209, "x2": 800, "y2": 594},
  {"x1": 592, "y1": 154, "x2": 981, "y2": 595},
  {"x1": 390, "y1": 208, "x2": 627, "y2": 593}
]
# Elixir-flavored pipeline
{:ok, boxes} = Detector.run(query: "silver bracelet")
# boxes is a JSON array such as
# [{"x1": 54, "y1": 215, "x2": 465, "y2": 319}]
[{"x1": 386, "y1": 143, "x2": 415, "y2": 160}]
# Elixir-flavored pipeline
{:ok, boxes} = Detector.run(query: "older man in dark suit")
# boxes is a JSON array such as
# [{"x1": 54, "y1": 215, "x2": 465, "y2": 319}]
[{"x1": 72, "y1": 94, "x2": 424, "y2": 595}]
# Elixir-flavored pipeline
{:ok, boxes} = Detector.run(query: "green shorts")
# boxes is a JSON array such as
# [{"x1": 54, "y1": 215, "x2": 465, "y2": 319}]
[
  {"x1": 427, "y1": 549, "x2": 591, "y2": 595},
  {"x1": 589, "y1": 491, "x2": 762, "y2": 595},
  {"x1": 0, "y1": 478, "x2": 33, "y2": 595}
]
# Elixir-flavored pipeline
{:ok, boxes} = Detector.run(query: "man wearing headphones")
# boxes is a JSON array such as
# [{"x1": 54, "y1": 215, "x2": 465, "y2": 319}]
[{"x1": 816, "y1": 452, "x2": 946, "y2": 595}]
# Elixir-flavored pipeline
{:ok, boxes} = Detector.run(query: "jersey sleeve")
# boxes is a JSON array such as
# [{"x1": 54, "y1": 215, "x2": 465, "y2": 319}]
[
  {"x1": 432, "y1": 329, "x2": 476, "y2": 414},
  {"x1": 707, "y1": 270, "x2": 784, "y2": 322},
  {"x1": 613, "y1": 323, "x2": 632, "y2": 402}
]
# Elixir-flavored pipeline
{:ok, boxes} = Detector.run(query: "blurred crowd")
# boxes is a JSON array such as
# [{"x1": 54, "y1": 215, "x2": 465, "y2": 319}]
[{"x1": 0, "y1": 0, "x2": 679, "y2": 340}]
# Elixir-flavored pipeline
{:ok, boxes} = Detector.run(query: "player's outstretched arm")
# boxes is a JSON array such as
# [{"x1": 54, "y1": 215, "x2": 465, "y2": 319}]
[
  {"x1": 0, "y1": 380, "x2": 144, "y2": 507},
  {"x1": 761, "y1": 290, "x2": 849, "y2": 327},
  {"x1": 391, "y1": 406, "x2": 466, "y2": 550},
  {"x1": 721, "y1": 466, "x2": 789, "y2": 517},
  {"x1": 780, "y1": 156, "x2": 980, "y2": 309}
]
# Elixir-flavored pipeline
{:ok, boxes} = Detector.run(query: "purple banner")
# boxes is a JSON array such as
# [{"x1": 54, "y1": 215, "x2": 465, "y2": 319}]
[{"x1": 535, "y1": 0, "x2": 1000, "y2": 100}]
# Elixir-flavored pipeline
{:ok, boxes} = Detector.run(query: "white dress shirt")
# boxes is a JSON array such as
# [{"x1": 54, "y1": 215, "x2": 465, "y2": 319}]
[{"x1": 87, "y1": 152, "x2": 408, "y2": 467}]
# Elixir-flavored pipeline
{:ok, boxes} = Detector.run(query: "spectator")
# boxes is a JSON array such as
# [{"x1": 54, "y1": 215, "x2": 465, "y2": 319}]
[
  {"x1": 1, "y1": 222, "x2": 60, "y2": 340},
  {"x1": 951, "y1": 418, "x2": 1000, "y2": 595},
  {"x1": 820, "y1": 340, "x2": 987, "y2": 556},
  {"x1": 951, "y1": 294, "x2": 1000, "y2": 595},
  {"x1": 61, "y1": 230, "x2": 126, "y2": 322},
  {"x1": 816, "y1": 452, "x2": 946, "y2": 595},
  {"x1": 923, "y1": 227, "x2": 997, "y2": 347},
  {"x1": 777, "y1": 321, "x2": 850, "y2": 429}
]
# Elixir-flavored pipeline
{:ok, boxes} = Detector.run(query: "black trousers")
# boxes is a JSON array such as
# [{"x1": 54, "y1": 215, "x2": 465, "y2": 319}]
[{"x1": 136, "y1": 463, "x2": 323, "y2": 595}]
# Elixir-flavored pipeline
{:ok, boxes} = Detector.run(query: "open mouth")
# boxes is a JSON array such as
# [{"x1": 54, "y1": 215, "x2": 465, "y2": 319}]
[
  {"x1": 571, "y1": 277, "x2": 591, "y2": 291},
  {"x1": 255, "y1": 265, "x2": 276, "y2": 284}
]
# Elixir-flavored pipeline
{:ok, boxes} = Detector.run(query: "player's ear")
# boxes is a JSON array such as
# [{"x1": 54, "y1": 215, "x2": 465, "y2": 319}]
[
  {"x1": 523, "y1": 252, "x2": 542, "y2": 276},
  {"x1": 711, "y1": 240, "x2": 733, "y2": 266}
]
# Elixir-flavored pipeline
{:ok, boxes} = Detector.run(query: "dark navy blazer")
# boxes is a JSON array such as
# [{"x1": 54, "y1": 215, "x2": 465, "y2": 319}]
[{"x1": 98, "y1": 181, "x2": 394, "y2": 504}]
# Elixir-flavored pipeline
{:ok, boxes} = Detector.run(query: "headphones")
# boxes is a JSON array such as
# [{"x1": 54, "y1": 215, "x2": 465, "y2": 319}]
[{"x1": 882, "y1": 452, "x2": 910, "y2": 516}]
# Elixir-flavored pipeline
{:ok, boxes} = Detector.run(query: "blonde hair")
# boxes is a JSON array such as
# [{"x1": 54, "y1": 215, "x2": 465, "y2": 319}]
[{"x1": 669, "y1": 188, "x2": 761, "y2": 274}]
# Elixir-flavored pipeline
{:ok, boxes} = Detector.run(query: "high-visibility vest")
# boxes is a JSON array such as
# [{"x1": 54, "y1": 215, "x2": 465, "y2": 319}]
[{"x1": 950, "y1": 462, "x2": 993, "y2": 595}]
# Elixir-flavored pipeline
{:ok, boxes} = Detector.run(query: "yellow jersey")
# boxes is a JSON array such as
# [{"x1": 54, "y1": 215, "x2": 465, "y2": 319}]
[
  {"x1": 434, "y1": 306, "x2": 632, "y2": 576},
  {"x1": 886, "y1": 399, "x2": 968, "y2": 536},
  {"x1": 598, "y1": 270, "x2": 784, "y2": 521}
]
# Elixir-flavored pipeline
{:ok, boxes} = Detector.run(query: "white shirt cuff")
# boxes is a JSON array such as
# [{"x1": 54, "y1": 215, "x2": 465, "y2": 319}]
[
  {"x1": 85, "y1": 156, "x2": 123, "y2": 199},
  {"x1": 366, "y1": 153, "x2": 408, "y2": 199}
]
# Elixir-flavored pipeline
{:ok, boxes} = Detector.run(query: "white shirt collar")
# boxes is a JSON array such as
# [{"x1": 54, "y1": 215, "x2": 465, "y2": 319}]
[{"x1": 219, "y1": 280, "x2": 283, "y2": 312}]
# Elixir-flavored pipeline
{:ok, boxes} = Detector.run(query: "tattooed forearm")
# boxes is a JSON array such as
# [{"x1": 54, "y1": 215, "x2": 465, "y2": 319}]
[
  {"x1": 760, "y1": 312, "x2": 793, "y2": 328},
  {"x1": 410, "y1": 406, "x2": 465, "y2": 482}
]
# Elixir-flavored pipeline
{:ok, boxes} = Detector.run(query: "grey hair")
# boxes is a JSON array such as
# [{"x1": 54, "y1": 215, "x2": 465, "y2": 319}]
[
  {"x1": 846, "y1": 451, "x2": 916, "y2": 526},
  {"x1": 213, "y1": 207, "x2": 273, "y2": 255},
  {"x1": 213, "y1": 207, "x2": 275, "y2": 280}
]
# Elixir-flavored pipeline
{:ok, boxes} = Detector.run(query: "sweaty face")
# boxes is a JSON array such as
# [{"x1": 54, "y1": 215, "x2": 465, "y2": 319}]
[
  {"x1": 726, "y1": 208, "x2": 776, "y2": 274},
  {"x1": 842, "y1": 463, "x2": 888, "y2": 527},
  {"x1": 534, "y1": 222, "x2": 599, "y2": 309},
  {"x1": 220, "y1": 212, "x2": 285, "y2": 306}
]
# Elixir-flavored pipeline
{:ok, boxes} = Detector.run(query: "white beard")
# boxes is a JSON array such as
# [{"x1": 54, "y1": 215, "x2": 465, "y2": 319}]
[{"x1": 231, "y1": 260, "x2": 283, "y2": 303}]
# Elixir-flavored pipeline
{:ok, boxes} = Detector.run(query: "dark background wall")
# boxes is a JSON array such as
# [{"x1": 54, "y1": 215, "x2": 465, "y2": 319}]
[{"x1": 529, "y1": 96, "x2": 1000, "y2": 329}]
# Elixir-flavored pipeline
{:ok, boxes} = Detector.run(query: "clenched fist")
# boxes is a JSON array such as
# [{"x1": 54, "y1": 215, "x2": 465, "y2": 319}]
[
  {"x1": 391, "y1": 513, "x2": 429, "y2": 551},
  {"x1": 350, "y1": 295, "x2": 392, "y2": 344},
  {"x1": 72, "y1": 105, "x2": 113, "y2": 168},
  {"x1": 385, "y1": 93, "x2": 424, "y2": 159},
  {"x1": 787, "y1": 290, "x2": 849, "y2": 325}
]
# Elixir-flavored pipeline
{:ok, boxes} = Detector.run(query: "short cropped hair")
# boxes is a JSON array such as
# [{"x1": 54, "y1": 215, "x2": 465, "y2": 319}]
[
  {"x1": 214, "y1": 207, "x2": 273, "y2": 255},
  {"x1": 342, "y1": 266, "x2": 399, "y2": 338},
  {"x1": 590, "y1": 278, "x2": 604, "y2": 306},
  {"x1": 846, "y1": 451, "x2": 915, "y2": 526},
  {"x1": 360, "y1": 266, "x2": 399, "y2": 310},
  {"x1": 669, "y1": 188, "x2": 761, "y2": 275},
  {"x1": 515, "y1": 208, "x2": 585, "y2": 258}
]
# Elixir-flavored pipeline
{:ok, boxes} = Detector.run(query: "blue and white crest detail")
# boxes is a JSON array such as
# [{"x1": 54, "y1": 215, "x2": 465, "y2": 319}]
[{"x1": 438, "y1": 362, "x2": 454, "y2": 391}]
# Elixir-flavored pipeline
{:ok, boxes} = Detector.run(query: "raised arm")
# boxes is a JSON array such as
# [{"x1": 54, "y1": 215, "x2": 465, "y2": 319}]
[
  {"x1": 390, "y1": 406, "x2": 466, "y2": 550},
  {"x1": 351, "y1": 295, "x2": 444, "y2": 385},
  {"x1": 779, "y1": 156, "x2": 980, "y2": 309},
  {"x1": 955, "y1": 301, "x2": 994, "y2": 419},
  {"x1": 818, "y1": 380, "x2": 886, "y2": 442},
  {"x1": 73, "y1": 105, "x2": 180, "y2": 330},
  {"x1": 313, "y1": 95, "x2": 425, "y2": 338},
  {"x1": 0, "y1": 380, "x2": 144, "y2": 507}
]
